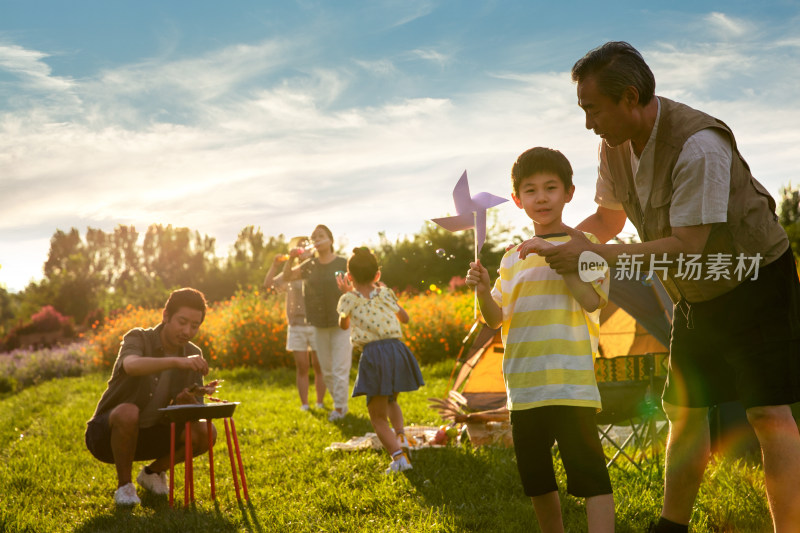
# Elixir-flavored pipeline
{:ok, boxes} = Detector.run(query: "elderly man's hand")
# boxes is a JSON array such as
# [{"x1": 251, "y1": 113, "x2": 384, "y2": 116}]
[{"x1": 537, "y1": 227, "x2": 594, "y2": 274}]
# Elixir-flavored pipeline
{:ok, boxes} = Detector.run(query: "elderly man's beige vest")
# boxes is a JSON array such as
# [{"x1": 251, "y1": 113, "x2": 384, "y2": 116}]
[{"x1": 603, "y1": 97, "x2": 788, "y2": 303}]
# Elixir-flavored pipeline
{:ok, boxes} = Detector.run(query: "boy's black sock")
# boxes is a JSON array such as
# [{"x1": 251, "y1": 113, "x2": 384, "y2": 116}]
[{"x1": 651, "y1": 517, "x2": 689, "y2": 533}]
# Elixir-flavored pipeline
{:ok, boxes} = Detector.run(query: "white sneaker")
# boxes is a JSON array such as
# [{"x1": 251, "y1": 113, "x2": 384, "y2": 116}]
[
  {"x1": 397, "y1": 433, "x2": 416, "y2": 450},
  {"x1": 114, "y1": 482, "x2": 141, "y2": 505},
  {"x1": 315, "y1": 403, "x2": 325, "y2": 410},
  {"x1": 385, "y1": 453, "x2": 413, "y2": 474},
  {"x1": 136, "y1": 466, "x2": 169, "y2": 495},
  {"x1": 300, "y1": 404, "x2": 310, "y2": 411},
  {"x1": 327, "y1": 409, "x2": 347, "y2": 421}
]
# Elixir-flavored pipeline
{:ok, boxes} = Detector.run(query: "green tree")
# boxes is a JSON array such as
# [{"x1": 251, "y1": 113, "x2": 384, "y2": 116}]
[
  {"x1": 0, "y1": 283, "x2": 19, "y2": 344},
  {"x1": 32, "y1": 224, "x2": 225, "y2": 324},
  {"x1": 41, "y1": 228, "x2": 103, "y2": 323},
  {"x1": 377, "y1": 215, "x2": 513, "y2": 293},
  {"x1": 141, "y1": 225, "x2": 214, "y2": 286},
  {"x1": 212, "y1": 227, "x2": 289, "y2": 300},
  {"x1": 101, "y1": 225, "x2": 144, "y2": 310}
]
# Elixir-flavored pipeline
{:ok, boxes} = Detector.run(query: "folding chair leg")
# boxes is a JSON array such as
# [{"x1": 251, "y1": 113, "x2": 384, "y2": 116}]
[{"x1": 598, "y1": 424, "x2": 643, "y2": 472}]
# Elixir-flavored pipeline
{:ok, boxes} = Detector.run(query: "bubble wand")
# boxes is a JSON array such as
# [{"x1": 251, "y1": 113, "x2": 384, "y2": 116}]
[{"x1": 431, "y1": 170, "x2": 507, "y2": 317}]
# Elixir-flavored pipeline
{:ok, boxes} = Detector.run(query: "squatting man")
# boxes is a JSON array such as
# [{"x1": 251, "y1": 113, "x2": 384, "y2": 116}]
[{"x1": 84, "y1": 287, "x2": 218, "y2": 506}]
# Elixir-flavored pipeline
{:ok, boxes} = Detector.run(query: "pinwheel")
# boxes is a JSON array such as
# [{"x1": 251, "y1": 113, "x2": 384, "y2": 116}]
[
  {"x1": 431, "y1": 170, "x2": 508, "y2": 317},
  {"x1": 431, "y1": 170, "x2": 508, "y2": 256}
]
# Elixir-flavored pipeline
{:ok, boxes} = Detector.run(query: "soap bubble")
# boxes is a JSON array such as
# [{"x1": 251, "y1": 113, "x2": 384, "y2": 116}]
[{"x1": 435, "y1": 248, "x2": 447, "y2": 258}]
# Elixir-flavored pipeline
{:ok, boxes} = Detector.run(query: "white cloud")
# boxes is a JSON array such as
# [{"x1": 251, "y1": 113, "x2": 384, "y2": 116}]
[
  {"x1": 354, "y1": 58, "x2": 398, "y2": 77},
  {"x1": 71, "y1": 39, "x2": 292, "y2": 129},
  {"x1": 410, "y1": 48, "x2": 449, "y2": 66},
  {"x1": 387, "y1": 0, "x2": 436, "y2": 28},
  {"x1": 705, "y1": 12, "x2": 752, "y2": 39},
  {"x1": 0, "y1": 43, "x2": 74, "y2": 92},
  {"x1": 646, "y1": 43, "x2": 750, "y2": 97},
  {"x1": 98, "y1": 40, "x2": 286, "y2": 98},
  {"x1": 774, "y1": 37, "x2": 800, "y2": 48}
]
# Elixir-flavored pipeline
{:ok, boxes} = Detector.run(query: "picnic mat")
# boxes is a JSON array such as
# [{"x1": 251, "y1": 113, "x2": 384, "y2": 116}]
[{"x1": 326, "y1": 425, "x2": 442, "y2": 452}]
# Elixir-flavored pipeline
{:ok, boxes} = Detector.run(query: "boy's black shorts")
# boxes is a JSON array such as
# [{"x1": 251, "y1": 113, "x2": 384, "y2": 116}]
[
  {"x1": 665, "y1": 248, "x2": 800, "y2": 409},
  {"x1": 510, "y1": 405, "x2": 612, "y2": 498},
  {"x1": 85, "y1": 411, "x2": 174, "y2": 464}
]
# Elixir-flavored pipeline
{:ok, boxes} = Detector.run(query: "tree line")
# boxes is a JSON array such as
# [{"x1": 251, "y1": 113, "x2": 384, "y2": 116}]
[{"x1": 0, "y1": 218, "x2": 515, "y2": 347}]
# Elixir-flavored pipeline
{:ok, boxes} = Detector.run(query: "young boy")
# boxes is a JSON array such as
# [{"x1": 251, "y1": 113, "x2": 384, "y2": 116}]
[{"x1": 465, "y1": 147, "x2": 614, "y2": 533}]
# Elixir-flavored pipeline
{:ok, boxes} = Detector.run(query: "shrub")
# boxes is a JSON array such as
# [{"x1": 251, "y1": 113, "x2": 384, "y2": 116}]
[
  {"x1": 0, "y1": 374, "x2": 16, "y2": 394},
  {"x1": 84, "y1": 307, "x2": 106, "y2": 329},
  {"x1": 83, "y1": 287, "x2": 474, "y2": 370},
  {"x1": 401, "y1": 289, "x2": 474, "y2": 364},
  {"x1": 29, "y1": 305, "x2": 71, "y2": 332},
  {"x1": 0, "y1": 342, "x2": 91, "y2": 393},
  {"x1": 2, "y1": 305, "x2": 77, "y2": 351},
  {"x1": 84, "y1": 289, "x2": 293, "y2": 370},
  {"x1": 85, "y1": 305, "x2": 161, "y2": 368},
  {"x1": 197, "y1": 288, "x2": 291, "y2": 369}
]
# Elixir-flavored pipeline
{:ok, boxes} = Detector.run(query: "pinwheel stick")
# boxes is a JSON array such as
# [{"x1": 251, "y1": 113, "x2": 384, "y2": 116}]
[{"x1": 472, "y1": 211, "x2": 478, "y2": 319}]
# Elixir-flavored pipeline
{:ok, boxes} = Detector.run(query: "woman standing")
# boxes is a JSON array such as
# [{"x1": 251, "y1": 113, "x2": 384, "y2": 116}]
[
  {"x1": 284, "y1": 225, "x2": 351, "y2": 421},
  {"x1": 263, "y1": 236, "x2": 327, "y2": 412}
]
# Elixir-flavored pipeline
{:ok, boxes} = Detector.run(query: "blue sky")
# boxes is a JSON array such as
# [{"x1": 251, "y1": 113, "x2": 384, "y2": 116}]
[{"x1": 2, "y1": 1, "x2": 799, "y2": 292}]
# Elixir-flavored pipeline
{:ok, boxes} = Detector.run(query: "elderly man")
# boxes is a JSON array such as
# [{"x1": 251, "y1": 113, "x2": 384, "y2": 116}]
[
  {"x1": 85, "y1": 287, "x2": 217, "y2": 506},
  {"x1": 538, "y1": 42, "x2": 800, "y2": 532}
]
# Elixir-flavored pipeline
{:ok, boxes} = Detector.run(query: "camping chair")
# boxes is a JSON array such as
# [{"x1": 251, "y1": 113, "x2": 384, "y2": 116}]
[
  {"x1": 591, "y1": 271, "x2": 673, "y2": 475},
  {"x1": 595, "y1": 352, "x2": 668, "y2": 475}
]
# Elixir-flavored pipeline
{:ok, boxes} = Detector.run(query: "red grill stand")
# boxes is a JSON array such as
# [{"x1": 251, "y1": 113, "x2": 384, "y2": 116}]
[{"x1": 159, "y1": 403, "x2": 248, "y2": 507}]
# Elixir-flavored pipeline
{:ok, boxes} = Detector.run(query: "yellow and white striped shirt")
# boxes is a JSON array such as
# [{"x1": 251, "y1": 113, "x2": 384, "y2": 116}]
[{"x1": 490, "y1": 233, "x2": 608, "y2": 411}]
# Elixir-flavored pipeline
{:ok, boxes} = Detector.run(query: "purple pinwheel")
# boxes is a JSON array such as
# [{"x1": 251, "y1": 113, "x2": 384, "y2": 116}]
[{"x1": 431, "y1": 170, "x2": 508, "y2": 256}]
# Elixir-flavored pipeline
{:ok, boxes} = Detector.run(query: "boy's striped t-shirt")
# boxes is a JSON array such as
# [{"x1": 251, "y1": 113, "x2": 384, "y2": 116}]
[{"x1": 490, "y1": 232, "x2": 609, "y2": 411}]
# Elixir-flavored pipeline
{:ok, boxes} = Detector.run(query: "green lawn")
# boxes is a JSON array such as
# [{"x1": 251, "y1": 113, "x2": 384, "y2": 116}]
[{"x1": 0, "y1": 362, "x2": 772, "y2": 532}]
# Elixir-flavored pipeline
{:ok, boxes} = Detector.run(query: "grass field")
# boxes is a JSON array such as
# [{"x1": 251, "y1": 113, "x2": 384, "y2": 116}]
[{"x1": 0, "y1": 361, "x2": 773, "y2": 532}]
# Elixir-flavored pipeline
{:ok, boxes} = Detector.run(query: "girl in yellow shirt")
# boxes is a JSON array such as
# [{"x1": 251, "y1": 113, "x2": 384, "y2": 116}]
[{"x1": 336, "y1": 247, "x2": 424, "y2": 474}]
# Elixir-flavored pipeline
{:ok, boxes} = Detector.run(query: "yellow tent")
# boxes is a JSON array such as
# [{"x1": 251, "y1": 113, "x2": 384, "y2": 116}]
[
  {"x1": 450, "y1": 286, "x2": 671, "y2": 412},
  {"x1": 598, "y1": 300, "x2": 668, "y2": 358}
]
